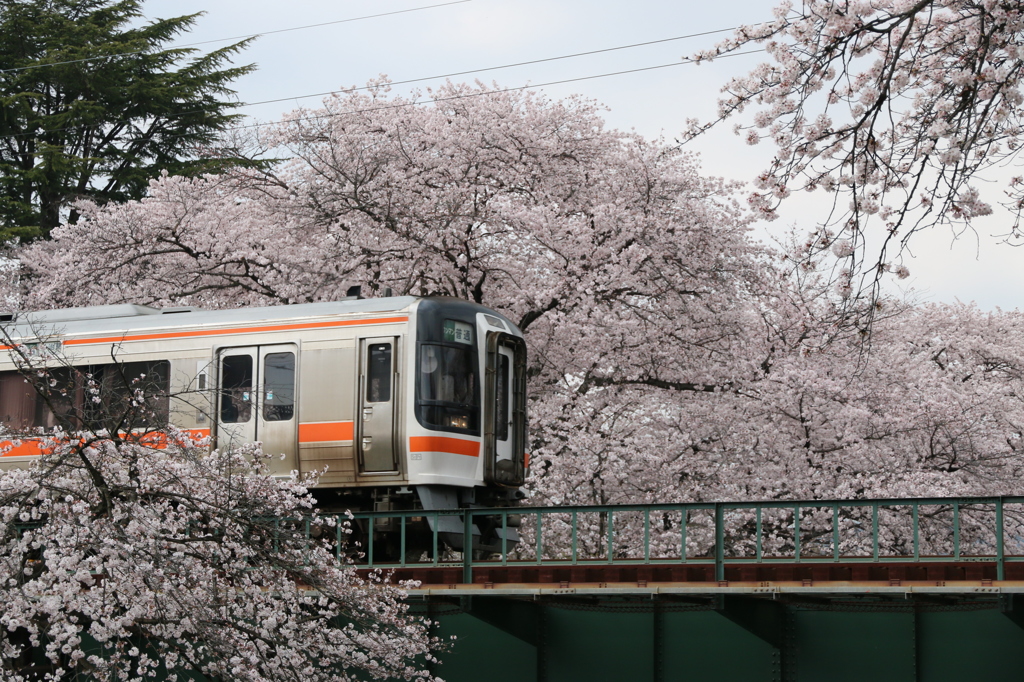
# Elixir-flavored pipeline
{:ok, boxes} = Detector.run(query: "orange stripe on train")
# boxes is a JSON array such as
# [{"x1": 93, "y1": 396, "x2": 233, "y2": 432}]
[
  {"x1": 409, "y1": 436, "x2": 480, "y2": 458},
  {"x1": 0, "y1": 316, "x2": 409, "y2": 350},
  {"x1": 0, "y1": 428, "x2": 211, "y2": 458},
  {"x1": 60, "y1": 316, "x2": 409, "y2": 346},
  {"x1": 0, "y1": 440, "x2": 51, "y2": 457},
  {"x1": 298, "y1": 421, "x2": 354, "y2": 443}
]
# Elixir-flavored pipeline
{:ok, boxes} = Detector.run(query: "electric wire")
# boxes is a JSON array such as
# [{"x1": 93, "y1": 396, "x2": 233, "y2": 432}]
[
  {"x1": 241, "y1": 26, "x2": 741, "y2": 109},
  {"x1": 0, "y1": 11, "x2": 765, "y2": 143},
  {"x1": 3, "y1": 47, "x2": 763, "y2": 143},
  {"x1": 225, "y1": 49, "x2": 766, "y2": 134},
  {"x1": 0, "y1": 0, "x2": 473, "y2": 75}
]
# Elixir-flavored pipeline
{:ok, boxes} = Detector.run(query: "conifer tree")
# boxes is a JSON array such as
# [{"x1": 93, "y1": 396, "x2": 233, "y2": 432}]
[{"x1": 0, "y1": 0, "x2": 254, "y2": 241}]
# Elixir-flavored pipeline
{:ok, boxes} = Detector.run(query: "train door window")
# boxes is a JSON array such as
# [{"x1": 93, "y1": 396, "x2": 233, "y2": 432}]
[
  {"x1": 220, "y1": 355, "x2": 253, "y2": 423},
  {"x1": 494, "y1": 345, "x2": 515, "y2": 467},
  {"x1": 366, "y1": 344, "x2": 392, "y2": 403},
  {"x1": 496, "y1": 352, "x2": 509, "y2": 442},
  {"x1": 262, "y1": 352, "x2": 295, "y2": 421},
  {"x1": 358, "y1": 337, "x2": 399, "y2": 474}
]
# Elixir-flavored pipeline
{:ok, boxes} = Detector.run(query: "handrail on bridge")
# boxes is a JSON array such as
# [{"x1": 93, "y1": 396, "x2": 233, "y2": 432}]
[{"x1": 332, "y1": 496, "x2": 1024, "y2": 584}]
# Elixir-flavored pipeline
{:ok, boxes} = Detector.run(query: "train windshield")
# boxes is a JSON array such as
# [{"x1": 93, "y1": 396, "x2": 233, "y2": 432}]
[{"x1": 417, "y1": 343, "x2": 479, "y2": 433}]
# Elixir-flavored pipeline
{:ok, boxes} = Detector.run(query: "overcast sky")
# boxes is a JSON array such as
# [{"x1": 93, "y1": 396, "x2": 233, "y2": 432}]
[{"x1": 142, "y1": 0, "x2": 1024, "y2": 311}]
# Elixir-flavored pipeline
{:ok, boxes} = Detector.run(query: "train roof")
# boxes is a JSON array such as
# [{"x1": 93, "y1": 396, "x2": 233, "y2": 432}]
[{"x1": 0, "y1": 296, "x2": 422, "y2": 342}]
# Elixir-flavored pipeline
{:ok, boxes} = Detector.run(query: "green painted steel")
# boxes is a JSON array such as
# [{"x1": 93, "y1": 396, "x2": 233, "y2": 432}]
[
  {"x1": 409, "y1": 595, "x2": 1024, "y2": 682},
  {"x1": 342, "y1": 495, "x2": 1024, "y2": 580}
]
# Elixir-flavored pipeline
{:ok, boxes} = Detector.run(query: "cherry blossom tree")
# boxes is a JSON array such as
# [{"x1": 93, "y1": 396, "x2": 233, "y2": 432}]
[
  {"x1": 5, "y1": 78, "x2": 1024, "y2": 530},
  {"x1": 0, "y1": 350, "x2": 438, "y2": 682},
  {"x1": 741, "y1": 296, "x2": 1024, "y2": 501},
  {"x1": 6, "y1": 80, "x2": 771, "y2": 504},
  {"x1": 691, "y1": 0, "x2": 1024, "y2": 297},
  {"x1": 527, "y1": 237, "x2": 1024, "y2": 508},
  {"x1": 521, "y1": 266, "x2": 1024, "y2": 560}
]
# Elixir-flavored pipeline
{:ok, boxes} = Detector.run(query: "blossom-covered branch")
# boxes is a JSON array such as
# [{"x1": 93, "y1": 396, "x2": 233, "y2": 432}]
[{"x1": 691, "y1": 0, "x2": 1024, "y2": 295}]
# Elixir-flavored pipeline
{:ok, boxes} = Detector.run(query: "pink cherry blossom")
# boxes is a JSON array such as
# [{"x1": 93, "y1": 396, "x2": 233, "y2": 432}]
[
  {"x1": 690, "y1": 0, "x2": 1024, "y2": 292},
  {"x1": 0, "y1": 432, "x2": 438, "y2": 682}
]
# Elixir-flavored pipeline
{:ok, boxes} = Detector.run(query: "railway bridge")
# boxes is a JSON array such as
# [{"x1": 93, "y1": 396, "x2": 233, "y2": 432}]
[{"x1": 343, "y1": 496, "x2": 1024, "y2": 682}]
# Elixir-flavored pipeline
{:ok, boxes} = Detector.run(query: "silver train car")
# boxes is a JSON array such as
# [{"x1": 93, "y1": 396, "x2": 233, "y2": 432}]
[{"x1": 0, "y1": 296, "x2": 528, "y2": 550}]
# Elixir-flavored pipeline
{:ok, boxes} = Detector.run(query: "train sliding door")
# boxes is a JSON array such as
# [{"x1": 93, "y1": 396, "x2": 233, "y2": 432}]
[
  {"x1": 485, "y1": 334, "x2": 527, "y2": 486},
  {"x1": 357, "y1": 337, "x2": 400, "y2": 474},
  {"x1": 216, "y1": 344, "x2": 297, "y2": 475}
]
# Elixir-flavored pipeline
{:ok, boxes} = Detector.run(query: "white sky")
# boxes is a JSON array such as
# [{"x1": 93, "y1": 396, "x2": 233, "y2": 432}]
[{"x1": 141, "y1": 0, "x2": 1024, "y2": 311}]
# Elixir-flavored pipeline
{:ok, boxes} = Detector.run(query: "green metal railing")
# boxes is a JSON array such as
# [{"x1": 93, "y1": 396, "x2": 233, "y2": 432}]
[{"x1": 332, "y1": 496, "x2": 1024, "y2": 583}]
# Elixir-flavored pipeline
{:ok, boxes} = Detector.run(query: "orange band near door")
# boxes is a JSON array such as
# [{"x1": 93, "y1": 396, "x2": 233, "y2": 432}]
[
  {"x1": 299, "y1": 421, "x2": 355, "y2": 443},
  {"x1": 409, "y1": 436, "x2": 480, "y2": 458}
]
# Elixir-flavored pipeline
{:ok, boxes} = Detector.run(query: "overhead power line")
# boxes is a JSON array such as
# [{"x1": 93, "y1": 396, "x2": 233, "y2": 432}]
[
  {"x1": 228, "y1": 50, "x2": 765, "y2": 134},
  {"x1": 179, "y1": 0, "x2": 473, "y2": 47},
  {"x1": 0, "y1": 0, "x2": 473, "y2": 76},
  {"x1": 245, "y1": 26, "x2": 741, "y2": 109},
  {"x1": 2, "y1": 33, "x2": 763, "y2": 142}
]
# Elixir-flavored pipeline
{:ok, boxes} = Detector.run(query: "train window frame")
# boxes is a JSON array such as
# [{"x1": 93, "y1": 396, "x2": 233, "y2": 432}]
[
  {"x1": 262, "y1": 351, "x2": 295, "y2": 421},
  {"x1": 220, "y1": 354, "x2": 254, "y2": 424},
  {"x1": 366, "y1": 344, "x2": 392, "y2": 404},
  {"x1": 415, "y1": 341, "x2": 481, "y2": 435},
  {"x1": 0, "y1": 359, "x2": 171, "y2": 433}
]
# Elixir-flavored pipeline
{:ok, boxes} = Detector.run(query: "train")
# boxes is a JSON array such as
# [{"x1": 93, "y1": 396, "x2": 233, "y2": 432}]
[{"x1": 0, "y1": 294, "x2": 528, "y2": 553}]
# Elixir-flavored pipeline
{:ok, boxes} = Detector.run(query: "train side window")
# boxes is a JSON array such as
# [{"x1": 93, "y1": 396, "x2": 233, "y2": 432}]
[
  {"x1": 0, "y1": 371, "x2": 36, "y2": 430},
  {"x1": 0, "y1": 368, "x2": 85, "y2": 431},
  {"x1": 85, "y1": 361, "x2": 171, "y2": 427},
  {"x1": 367, "y1": 344, "x2": 392, "y2": 403},
  {"x1": 221, "y1": 355, "x2": 253, "y2": 424},
  {"x1": 33, "y1": 368, "x2": 78, "y2": 430},
  {"x1": 124, "y1": 360, "x2": 170, "y2": 426},
  {"x1": 263, "y1": 352, "x2": 295, "y2": 421},
  {"x1": 0, "y1": 362, "x2": 170, "y2": 433},
  {"x1": 0, "y1": 368, "x2": 77, "y2": 431}
]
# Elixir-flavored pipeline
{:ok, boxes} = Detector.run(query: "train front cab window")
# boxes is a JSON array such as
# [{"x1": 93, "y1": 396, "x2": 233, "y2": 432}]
[
  {"x1": 215, "y1": 345, "x2": 296, "y2": 474},
  {"x1": 417, "y1": 340, "x2": 479, "y2": 434}
]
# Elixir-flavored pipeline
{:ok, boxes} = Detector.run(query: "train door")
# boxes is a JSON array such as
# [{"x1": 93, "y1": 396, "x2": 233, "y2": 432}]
[
  {"x1": 216, "y1": 344, "x2": 297, "y2": 474},
  {"x1": 485, "y1": 334, "x2": 526, "y2": 486},
  {"x1": 357, "y1": 336, "x2": 400, "y2": 473}
]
